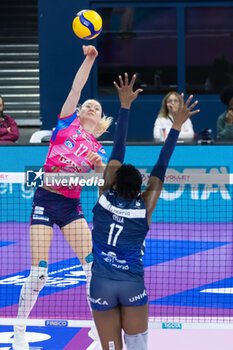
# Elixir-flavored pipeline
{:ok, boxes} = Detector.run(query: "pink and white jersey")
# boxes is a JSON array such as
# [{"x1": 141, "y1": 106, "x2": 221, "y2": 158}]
[{"x1": 44, "y1": 111, "x2": 107, "y2": 198}]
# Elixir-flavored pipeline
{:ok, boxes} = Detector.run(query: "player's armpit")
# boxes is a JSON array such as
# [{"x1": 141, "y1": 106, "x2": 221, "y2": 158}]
[
  {"x1": 98, "y1": 159, "x2": 122, "y2": 197},
  {"x1": 142, "y1": 176, "x2": 163, "y2": 226}
]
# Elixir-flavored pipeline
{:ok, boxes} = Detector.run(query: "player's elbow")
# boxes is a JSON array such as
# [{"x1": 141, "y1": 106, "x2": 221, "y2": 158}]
[{"x1": 71, "y1": 86, "x2": 82, "y2": 96}]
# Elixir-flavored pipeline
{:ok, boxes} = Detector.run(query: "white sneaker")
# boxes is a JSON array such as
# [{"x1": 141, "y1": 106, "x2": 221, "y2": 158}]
[{"x1": 12, "y1": 327, "x2": 29, "y2": 350}]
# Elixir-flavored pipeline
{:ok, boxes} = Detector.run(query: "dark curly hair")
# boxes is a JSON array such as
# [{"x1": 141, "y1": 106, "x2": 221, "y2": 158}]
[{"x1": 115, "y1": 164, "x2": 142, "y2": 200}]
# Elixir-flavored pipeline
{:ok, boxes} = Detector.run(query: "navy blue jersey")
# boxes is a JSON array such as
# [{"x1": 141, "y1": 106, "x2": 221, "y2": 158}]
[{"x1": 92, "y1": 189, "x2": 149, "y2": 282}]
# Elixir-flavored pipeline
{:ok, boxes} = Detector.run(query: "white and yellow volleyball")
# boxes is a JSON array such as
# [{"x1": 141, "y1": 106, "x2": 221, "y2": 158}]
[{"x1": 72, "y1": 9, "x2": 102, "y2": 40}]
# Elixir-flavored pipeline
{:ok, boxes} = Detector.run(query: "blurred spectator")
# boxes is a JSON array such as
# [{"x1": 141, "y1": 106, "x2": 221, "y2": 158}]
[
  {"x1": 153, "y1": 91, "x2": 195, "y2": 142},
  {"x1": 205, "y1": 56, "x2": 233, "y2": 93},
  {"x1": 0, "y1": 95, "x2": 19, "y2": 143},
  {"x1": 216, "y1": 84, "x2": 233, "y2": 140}
]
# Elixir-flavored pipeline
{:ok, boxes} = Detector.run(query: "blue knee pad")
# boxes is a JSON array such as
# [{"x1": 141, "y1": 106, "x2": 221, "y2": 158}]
[{"x1": 124, "y1": 330, "x2": 148, "y2": 350}]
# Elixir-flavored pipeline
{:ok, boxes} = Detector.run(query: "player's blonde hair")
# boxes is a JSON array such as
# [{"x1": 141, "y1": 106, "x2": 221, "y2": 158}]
[
  {"x1": 93, "y1": 114, "x2": 113, "y2": 138},
  {"x1": 157, "y1": 91, "x2": 181, "y2": 119},
  {"x1": 77, "y1": 99, "x2": 113, "y2": 138}
]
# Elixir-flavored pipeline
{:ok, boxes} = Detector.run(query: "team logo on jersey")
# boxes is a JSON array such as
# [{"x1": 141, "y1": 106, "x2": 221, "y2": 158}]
[
  {"x1": 59, "y1": 156, "x2": 82, "y2": 173},
  {"x1": 26, "y1": 168, "x2": 44, "y2": 187},
  {"x1": 77, "y1": 128, "x2": 82, "y2": 135},
  {"x1": 117, "y1": 202, "x2": 125, "y2": 208},
  {"x1": 64, "y1": 139, "x2": 75, "y2": 149},
  {"x1": 101, "y1": 251, "x2": 129, "y2": 270},
  {"x1": 101, "y1": 251, "x2": 126, "y2": 264}
]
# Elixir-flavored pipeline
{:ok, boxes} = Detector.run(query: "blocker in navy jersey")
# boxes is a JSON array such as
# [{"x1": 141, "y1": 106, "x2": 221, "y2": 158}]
[{"x1": 91, "y1": 189, "x2": 149, "y2": 282}]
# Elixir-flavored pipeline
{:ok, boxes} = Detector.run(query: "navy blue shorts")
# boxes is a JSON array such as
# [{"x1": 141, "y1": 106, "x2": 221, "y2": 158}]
[
  {"x1": 89, "y1": 274, "x2": 148, "y2": 311},
  {"x1": 30, "y1": 187, "x2": 84, "y2": 228}
]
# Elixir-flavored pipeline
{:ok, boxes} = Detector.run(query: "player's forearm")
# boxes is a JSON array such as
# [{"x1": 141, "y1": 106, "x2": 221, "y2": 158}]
[
  {"x1": 150, "y1": 128, "x2": 179, "y2": 182},
  {"x1": 109, "y1": 108, "x2": 130, "y2": 163},
  {"x1": 60, "y1": 56, "x2": 96, "y2": 117},
  {"x1": 72, "y1": 56, "x2": 96, "y2": 93}
]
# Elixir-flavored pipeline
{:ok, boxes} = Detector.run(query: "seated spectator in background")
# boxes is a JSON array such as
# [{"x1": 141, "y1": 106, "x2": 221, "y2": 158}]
[
  {"x1": 205, "y1": 56, "x2": 233, "y2": 93},
  {"x1": 153, "y1": 92, "x2": 195, "y2": 142},
  {"x1": 217, "y1": 84, "x2": 233, "y2": 140},
  {"x1": 0, "y1": 95, "x2": 19, "y2": 143}
]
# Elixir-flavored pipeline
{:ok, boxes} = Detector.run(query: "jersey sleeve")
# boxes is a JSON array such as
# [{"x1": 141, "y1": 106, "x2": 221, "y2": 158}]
[{"x1": 51, "y1": 111, "x2": 78, "y2": 142}]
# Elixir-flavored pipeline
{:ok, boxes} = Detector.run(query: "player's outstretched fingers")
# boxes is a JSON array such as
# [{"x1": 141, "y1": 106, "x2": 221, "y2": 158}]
[
  {"x1": 184, "y1": 94, "x2": 194, "y2": 107},
  {"x1": 129, "y1": 74, "x2": 136, "y2": 88},
  {"x1": 134, "y1": 88, "x2": 143, "y2": 98},
  {"x1": 113, "y1": 80, "x2": 120, "y2": 91},
  {"x1": 124, "y1": 72, "x2": 129, "y2": 86},
  {"x1": 118, "y1": 75, "x2": 124, "y2": 88},
  {"x1": 179, "y1": 93, "x2": 184, "y2": 108},
  {"x1": 189, "y1": 107, "x2": 200, "y2": 117},
  {"x1": 188, "y1": 100, "x2": 199, "y2": 112}
]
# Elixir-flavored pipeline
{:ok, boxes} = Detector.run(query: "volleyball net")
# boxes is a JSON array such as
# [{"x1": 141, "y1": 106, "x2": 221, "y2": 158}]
[{"x1": 0, "y1": 169, "x2": 233, "y2": 329}]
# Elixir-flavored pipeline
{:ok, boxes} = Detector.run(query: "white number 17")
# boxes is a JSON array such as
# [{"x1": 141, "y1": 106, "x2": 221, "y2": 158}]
[
  {"x1": 74, "y1": 143, "x2": 88, "y2": 157},
  {"x1": 107, "y1": 223, "x2": 123, "y2": 247}
]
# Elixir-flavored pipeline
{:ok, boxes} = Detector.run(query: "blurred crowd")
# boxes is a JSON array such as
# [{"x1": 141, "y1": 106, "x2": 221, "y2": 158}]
[{"x1": 1, "y1": 84, "x2": 233, "y2": 144}]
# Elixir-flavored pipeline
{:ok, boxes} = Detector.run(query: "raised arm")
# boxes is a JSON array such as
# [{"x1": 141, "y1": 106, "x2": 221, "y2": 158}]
[
  {"x1": 100, "y1": 73, "x2": 142, "y2": 194},
  {"x1": 60, "y1": 45, "x2": 98, "y2": 118},
  {"x1": 142, "y1": 94, "x2": 199, "y2": 225}
]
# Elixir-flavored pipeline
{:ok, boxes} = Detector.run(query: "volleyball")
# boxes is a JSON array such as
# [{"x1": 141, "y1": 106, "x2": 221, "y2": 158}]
[{"x1": 72, "y1": 10, "x2": 102, "y2": 40}]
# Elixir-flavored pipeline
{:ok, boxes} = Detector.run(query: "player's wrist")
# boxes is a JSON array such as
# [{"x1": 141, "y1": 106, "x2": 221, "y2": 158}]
[
  {"x1": 120, "y1": 104, "x2": 131, "y2": 109},
  {"x1": 172, "y1": 122, "x2": 182, "y2": 131},
  {"x1": 86, "y1": 54, "x2": 96, "y2": 62}
]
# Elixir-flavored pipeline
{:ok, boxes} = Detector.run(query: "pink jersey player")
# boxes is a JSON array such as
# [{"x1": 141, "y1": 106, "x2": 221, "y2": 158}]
[
  {"x1": 13, "y1": 45, "x2": 112, "y2": 350},
  {"x1": 44, "y1": 111, "x2": 107, "y2": 198}
]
